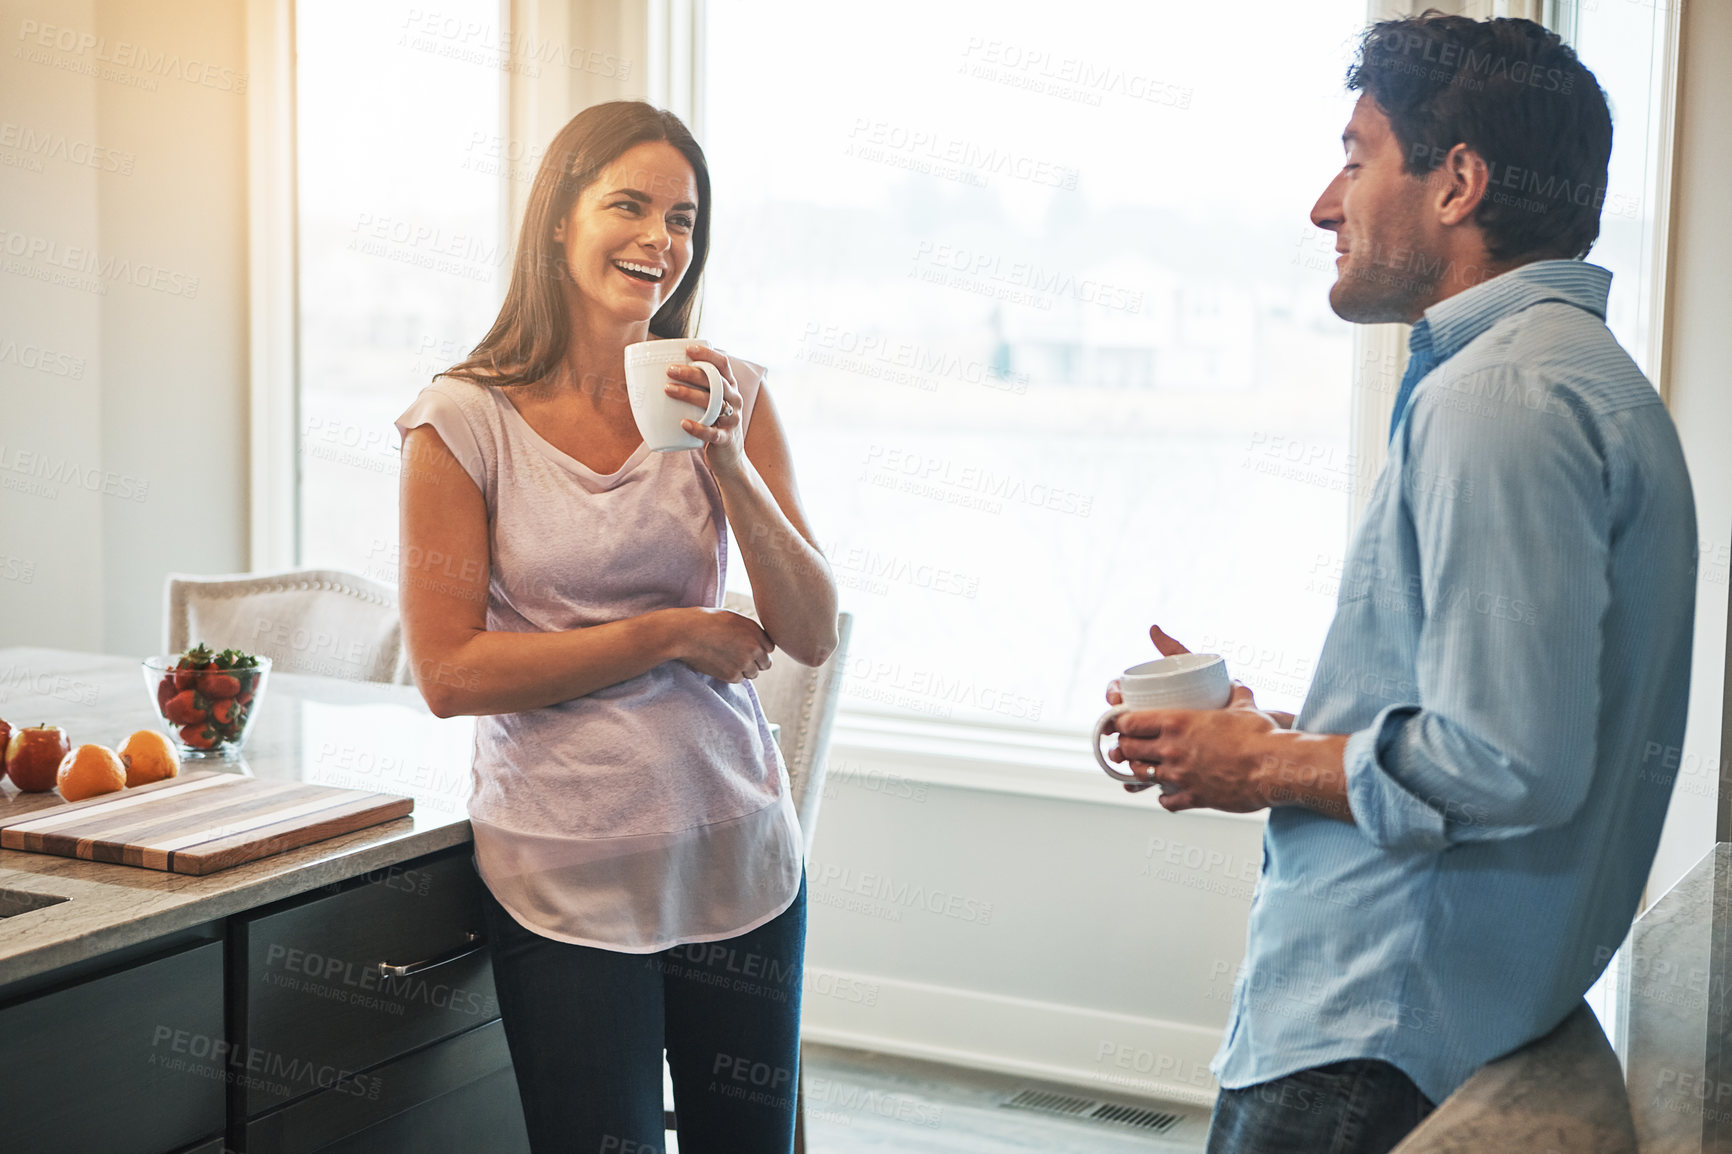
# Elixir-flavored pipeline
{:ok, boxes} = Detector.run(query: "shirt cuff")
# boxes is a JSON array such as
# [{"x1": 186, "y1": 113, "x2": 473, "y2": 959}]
[{"x1": 1344, "y1": 705, "x2": 1449, "y2": 852}]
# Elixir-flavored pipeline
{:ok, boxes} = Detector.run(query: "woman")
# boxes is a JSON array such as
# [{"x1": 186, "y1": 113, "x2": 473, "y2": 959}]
[{"x1": 395, "y1": 101, "x2": 837, "y2": 1153}]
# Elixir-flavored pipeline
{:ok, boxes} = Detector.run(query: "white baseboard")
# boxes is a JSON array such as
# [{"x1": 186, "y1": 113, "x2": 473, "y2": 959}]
[{"x1": 802, "y1": 966, "x2": 1224, "y2": 1109}]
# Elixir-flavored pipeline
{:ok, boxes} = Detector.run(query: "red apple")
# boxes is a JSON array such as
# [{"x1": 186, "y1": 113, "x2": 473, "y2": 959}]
[
  {"x1": 0, "y1": 718, "x2": 10, "y2": 775},
  {"x1": 6, "y1": 724, "x2": 71, "y2": 792}
]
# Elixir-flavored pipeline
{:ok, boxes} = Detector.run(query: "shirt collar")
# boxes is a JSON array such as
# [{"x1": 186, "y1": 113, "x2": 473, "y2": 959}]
[{"x1": 1416, "y1": 259, "x2": 1612, "y2": 367}]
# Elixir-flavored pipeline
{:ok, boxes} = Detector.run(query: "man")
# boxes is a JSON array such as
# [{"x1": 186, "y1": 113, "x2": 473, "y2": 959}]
[{"x1": 1106, "y1": 15, "x2": 1697, "y2": 1153}]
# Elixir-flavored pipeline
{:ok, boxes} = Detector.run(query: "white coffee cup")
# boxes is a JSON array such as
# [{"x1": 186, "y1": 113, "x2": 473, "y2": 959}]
[
  {"x1": 624, "y1": 338, "x2": 726, "y2": 452},
  {"x1": 1092, "y1": 653, "x2": 1232, "y2": 781}
]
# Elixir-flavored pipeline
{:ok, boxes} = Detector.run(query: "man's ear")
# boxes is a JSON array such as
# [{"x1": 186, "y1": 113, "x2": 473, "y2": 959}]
[{"x1": 1434, "y1": 143, "x2": 1491, "y2": 227}]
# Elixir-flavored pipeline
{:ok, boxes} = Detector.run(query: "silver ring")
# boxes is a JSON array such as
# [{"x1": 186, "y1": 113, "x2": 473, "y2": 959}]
[{"x1": 721, "y1": 402, "x2": 735, "y2": 420}]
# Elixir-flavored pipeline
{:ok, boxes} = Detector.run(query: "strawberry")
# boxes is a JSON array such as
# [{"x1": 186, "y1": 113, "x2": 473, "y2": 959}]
[
  {"x1": 233, "y1": 662, "x2": 260, "y2": 703},
  {"x1": 179, "y1": 722, "x2": 218, "y2": 750},
  {"x1": 201, "y1": 671, "x2": 240, "y2": 698},
  {"x1": 210, "y1": 698, "x2": 239, "y2": 727},
  {"x1": 163, "y1": 690, "x2": 208, "y2": 727},
  {"x1": 174, "y1": 650, "x2": 206, "y2": 690},
  {"x1": 175, "y1": 643, "x2": 213, "y2": 682},
  {"x1": 165, "y1": 645, "x2": 259, "y2": 717}
]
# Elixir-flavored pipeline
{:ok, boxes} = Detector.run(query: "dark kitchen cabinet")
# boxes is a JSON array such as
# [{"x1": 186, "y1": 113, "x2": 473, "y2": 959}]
[
  {"x1": 229, "y1": 847, "x2": 527, "y2": 1152},
  {"x1": 0, "y1": 848, "x2": 527, "y2": 1154},
  {"x1": 0, "y1": 938, "x2": 226, "y2": 1154},
  {"x1": 231, "y1": 848, "x2": 501, "y2": 1118},
  {"x1": 241, "y1": 1019, "x2": 528, "y2": 1154}
]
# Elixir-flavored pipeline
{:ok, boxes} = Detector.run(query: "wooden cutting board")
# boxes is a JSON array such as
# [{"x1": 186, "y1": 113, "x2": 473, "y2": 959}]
[{"x1": 0, "y1": 772, "x2": 415, "y2": 875}]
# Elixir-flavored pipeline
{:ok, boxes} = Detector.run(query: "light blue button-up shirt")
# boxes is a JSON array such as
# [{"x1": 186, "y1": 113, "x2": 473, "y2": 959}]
[{"x1": 1212, "y1": 260, "x2": 1697, "y2": 1104}]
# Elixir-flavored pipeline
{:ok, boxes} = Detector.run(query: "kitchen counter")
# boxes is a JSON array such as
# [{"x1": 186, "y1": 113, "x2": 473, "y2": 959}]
[
  {"x1": 0, "y1": 647, "x2": 478, "y2": 988},
  {"x1": 1623, "y1": 840, "x2": 1732, "y2": 1153}
]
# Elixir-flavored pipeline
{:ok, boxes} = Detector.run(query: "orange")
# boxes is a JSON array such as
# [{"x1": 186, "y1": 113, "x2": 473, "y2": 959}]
[
  {"x1": 118, "y1": 728, "x2": 180, "y2": 787},
  {"x1": 57, "y1": 744, "x2": 127, "y2": 802}
]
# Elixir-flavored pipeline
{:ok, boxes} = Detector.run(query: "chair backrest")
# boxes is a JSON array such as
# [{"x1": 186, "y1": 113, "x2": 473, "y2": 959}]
[
  {"x1": 163, "y1": 569, "x2": 406, "y2": 685},
  {"x1": 1390, "y1": 1001, "x2": 1637, "y2": 1153},
  {"x1": 723, "y1": 591, "x2": 852, "y2": 857}
]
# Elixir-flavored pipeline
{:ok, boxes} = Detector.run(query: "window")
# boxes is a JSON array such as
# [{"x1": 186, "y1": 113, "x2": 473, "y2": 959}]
[
  {"x1": 283, "y1": 0, "x2": 1677, "y2": 752},
  {"x1": 295, "y1": 0, "x2": 506, "y2": 578},
  {"x1": 1565, "y1": 0, "x2": 1674, "y2": 381},
  {"x1": 1555, "y1": 0, "x2": 1682, "y2": 1050},
  {"x1": 703, "y1": 0, "x2": 1367, "y2": 734}
]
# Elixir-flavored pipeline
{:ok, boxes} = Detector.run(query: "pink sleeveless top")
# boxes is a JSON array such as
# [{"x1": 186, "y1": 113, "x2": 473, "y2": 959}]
[{"x1": 394, "y1": 362, "x2": 802, "y2": 952}]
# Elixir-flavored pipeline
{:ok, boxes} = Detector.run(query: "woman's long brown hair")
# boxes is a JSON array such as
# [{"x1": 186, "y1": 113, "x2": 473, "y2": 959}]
[{"x1": 442, "y1": 101, "x2": 710, "y2": 388}]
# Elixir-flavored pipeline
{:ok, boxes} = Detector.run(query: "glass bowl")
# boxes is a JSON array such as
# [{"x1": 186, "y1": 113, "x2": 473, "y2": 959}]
[{"x1": 141, "y1": 655, "x2": 272, "y2": 758}]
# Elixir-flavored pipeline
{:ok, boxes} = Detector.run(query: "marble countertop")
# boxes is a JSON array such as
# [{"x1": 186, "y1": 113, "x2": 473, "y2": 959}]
[
  {"x1": 1623, "y1": 841, "x2": 1732, "y2": 1154},
  {"x1": 0, "y1": 647, "x2": 478, "y2": 988}
]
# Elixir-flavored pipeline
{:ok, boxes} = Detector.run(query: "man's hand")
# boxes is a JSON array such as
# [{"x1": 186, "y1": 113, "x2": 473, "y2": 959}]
[
  {"x1": 1105, "y1": 624, "x2": 1348, "y2": 821},
  {"x1": 1105, "y1": 624, "x2": 1295, "y2": 743},
  {"x1": 1108, "y1": 689, "x2": 1282, "y2": 809}
]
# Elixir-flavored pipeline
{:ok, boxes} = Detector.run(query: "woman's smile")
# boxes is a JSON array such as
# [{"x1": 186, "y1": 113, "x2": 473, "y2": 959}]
[{"x1": 612, "y1": 258, "x2": 666, "y2": 285}]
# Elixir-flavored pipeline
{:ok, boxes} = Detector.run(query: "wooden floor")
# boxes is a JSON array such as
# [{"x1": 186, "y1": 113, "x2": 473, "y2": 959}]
[{"x1": 669, "y1": 1043, "x2": 1212, "y2": 1153}]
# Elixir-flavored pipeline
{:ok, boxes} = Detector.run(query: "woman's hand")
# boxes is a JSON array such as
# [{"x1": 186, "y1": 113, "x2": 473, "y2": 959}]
[
  {"x1": 673, "y1": 608, "x2": 775, "y2": 683},
  {"x1": 666, "y1": 344, "x2": 748, "y2": 477}
]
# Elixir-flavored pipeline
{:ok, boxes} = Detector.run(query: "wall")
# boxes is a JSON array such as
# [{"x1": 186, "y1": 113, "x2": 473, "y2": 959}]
[
  {"x1": 1647, "y1": 0, "x2": 1732, "y2": 898},
  {"x1": 802, "y1": 734, "x2": 1265, "y2": 1106},
  {"x1": 0, "y1": 0, "x2": 249, "y2": 657}
]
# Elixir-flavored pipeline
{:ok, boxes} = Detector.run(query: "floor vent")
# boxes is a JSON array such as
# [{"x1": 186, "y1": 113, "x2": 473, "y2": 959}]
[
  {"x1": 1002, "y1": 1089, "x2": 1183, "y2": 1133},
  {"x1": 1090, "y1": 1102, "x2": 1183, "y2": 1131},
  {"x1": 1002, "y1": 1089, "x2": 1096, "y2": 1117}
]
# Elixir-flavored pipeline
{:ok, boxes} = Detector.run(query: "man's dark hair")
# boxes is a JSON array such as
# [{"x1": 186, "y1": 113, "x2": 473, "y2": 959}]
[{"x1": 1347, "y1": 12, "x2": 1613, "y2": 262}]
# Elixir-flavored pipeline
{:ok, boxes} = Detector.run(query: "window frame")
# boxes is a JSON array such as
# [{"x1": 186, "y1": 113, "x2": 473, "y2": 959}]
[{"x1": 246, "y1": 0, "x2": 300, "y2": 572}]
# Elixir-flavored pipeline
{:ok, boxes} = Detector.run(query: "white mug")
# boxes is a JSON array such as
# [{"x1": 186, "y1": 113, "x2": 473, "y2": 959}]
[
  {"x1": 1092, "y1": 653, "x2": 1232, "y2": 781},
  {"x1": 624, "y1": 338, "x2": 726, "y2": 452}
]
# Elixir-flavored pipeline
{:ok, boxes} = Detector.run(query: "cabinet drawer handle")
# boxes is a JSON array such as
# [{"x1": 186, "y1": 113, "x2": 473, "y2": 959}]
[{"x1": 377, "y1": 931, "x2": 485, "y2": 980}]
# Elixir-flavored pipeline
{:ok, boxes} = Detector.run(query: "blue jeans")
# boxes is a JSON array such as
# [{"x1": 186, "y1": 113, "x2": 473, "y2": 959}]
[
  {"x1": 1206, "y1": 1059, "x2": 1436, "y2": 1154},
  {"x1": 483, "y1": 876, "x2": 807, "y2": 1154}
]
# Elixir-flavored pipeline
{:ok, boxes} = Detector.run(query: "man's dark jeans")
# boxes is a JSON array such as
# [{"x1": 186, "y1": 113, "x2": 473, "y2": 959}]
[{"x1": 1206, "y1": 1059, "x2": 1436, "y2": 1154}]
